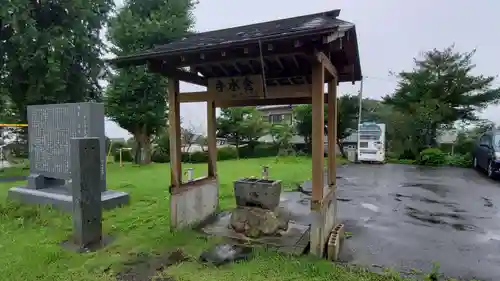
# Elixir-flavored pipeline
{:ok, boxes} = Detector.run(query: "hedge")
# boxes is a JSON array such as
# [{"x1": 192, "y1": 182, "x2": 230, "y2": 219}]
[
  {"x1": 417, "y1": 148, "x2": 447, "y2": 166},
  {"x1": 147, "y1": 143, "x2": 280, "y2": 164}
]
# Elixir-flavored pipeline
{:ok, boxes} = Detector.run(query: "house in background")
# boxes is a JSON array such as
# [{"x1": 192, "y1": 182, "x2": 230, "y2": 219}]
[
  {"x1": 256, "y1": 105, "x2": 308, "y2": 144},
  {"x1": 256, "y1": 105, "x2": 354, "y2": 156},
  {"x1": 437, "y1": 130, "x2": 458, "y2": 155},
  {"x1": 257, "y1": 105, "x2": 295, "y2": 125}
]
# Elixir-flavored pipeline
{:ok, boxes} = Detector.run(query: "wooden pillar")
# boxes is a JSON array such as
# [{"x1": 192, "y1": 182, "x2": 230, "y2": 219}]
[
  {"x1": 327, "y1": 79, "x2": 338, "y2": 188},
  {"x1": 207, "y1": 100, "x2": 217, "y2": 178},
  {"x1": 311, "y1": 62, "x2": 325, "y2": 209},
  {"x1": 310, "y1": 61, "x2": 325, "y2": 256},
  {"x1": 168, "y1": 78, "x2": 182, "y2": 190}
]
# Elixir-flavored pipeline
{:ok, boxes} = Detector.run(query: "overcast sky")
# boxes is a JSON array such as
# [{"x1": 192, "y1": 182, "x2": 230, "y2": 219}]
[{"x1": 105, "y1": 0, "x2": 500, "y2": 139}]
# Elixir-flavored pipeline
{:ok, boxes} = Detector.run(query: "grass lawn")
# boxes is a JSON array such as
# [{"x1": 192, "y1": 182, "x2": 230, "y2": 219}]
[
  {"x1": 0, "y1": 156, "x2": 410, "y2": 281},
  {"x1": 0, "y1": 161, "x2": 30, "y2": 178}
]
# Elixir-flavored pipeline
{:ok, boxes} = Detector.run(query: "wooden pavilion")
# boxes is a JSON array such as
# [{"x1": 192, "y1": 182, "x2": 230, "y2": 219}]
[{"x1": 110, "y1": 9, "x2": 362, "y2": 257}]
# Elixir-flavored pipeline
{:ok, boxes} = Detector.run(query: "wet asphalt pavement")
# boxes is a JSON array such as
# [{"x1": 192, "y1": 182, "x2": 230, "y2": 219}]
[{"x1": 286, "y1": 164, "x2": 500, "y2": 281}]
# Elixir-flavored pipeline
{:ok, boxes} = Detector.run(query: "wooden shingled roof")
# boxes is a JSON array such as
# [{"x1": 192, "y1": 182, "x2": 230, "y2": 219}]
[{"x1": 109, "y1": 9, "x2": 362, "y2": 86}]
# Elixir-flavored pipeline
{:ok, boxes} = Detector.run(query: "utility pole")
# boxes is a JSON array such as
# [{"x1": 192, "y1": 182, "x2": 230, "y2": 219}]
[
  {"x1": 357, "y1": 77, "x2": 364, "y2": 129},
  {"x1": 355, "y1": 77, "x2": 364, "y2": 163}
]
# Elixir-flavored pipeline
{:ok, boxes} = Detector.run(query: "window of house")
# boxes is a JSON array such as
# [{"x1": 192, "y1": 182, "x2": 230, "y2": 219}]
[
  {"x1": 269, "y1": 114, "x2": 283, "y2": 124},
  {"x1": 268, "y1": 114, "x2": 292, "y2": 124}
]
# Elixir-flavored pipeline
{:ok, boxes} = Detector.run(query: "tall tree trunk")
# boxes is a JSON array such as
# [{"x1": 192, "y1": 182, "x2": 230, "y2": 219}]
[
  {"x1": 135, "y1": 131, "x2": 152, "y2": 165},
  {"x1": 337, "y1": 138, "x2": 347, "y2": 158},
  {"x1": 140, "y1": 134, "x2": 152, "y2": 164},
  {"x1": 132, "y1": 134, "x2": 141, "y2": 164}
]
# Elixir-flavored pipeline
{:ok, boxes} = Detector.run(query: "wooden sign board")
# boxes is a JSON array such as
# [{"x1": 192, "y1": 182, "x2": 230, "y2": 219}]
[{"x1": 208, "y1": 75, "x2": 264, "y2": 100}]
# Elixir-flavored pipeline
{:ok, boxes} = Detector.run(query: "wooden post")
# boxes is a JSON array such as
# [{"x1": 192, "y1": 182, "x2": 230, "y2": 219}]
[
  {"x1": 311, "y1": 61, "x2": 325, "y2": 209},
  {"x1": 310, "y1": 60, "x2": 326, "y2": 257},
  {"x1": 168, "y1": 78, "x2": 182, "y2": 189},
  {"x1": 207, "y1": 100, "x2": 217, "y2": 178},
  {"x1": 327, "y1": 78, "x2": 338, "y2": 188}
]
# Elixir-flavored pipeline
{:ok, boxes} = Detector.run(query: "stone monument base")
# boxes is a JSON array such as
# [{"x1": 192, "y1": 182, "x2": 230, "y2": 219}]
[
  {"x1": 61, "y1": 236, "x2": 114, "y2": 253},
  {"x1": 8, "y1": 186, "x2": 129, "y2": 212},
  {"x1": 229, "y1": 206, "x2": 289, "y2": 238}
]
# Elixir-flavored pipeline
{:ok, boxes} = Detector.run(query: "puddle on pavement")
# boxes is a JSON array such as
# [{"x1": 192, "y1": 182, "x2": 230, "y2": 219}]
[
  {"x1": 400, "y1": 182, "x2": 449, "y2": 197},
  {"x1": 482, "y1": 197, "x2": 494, "y2": 208},
  {"x1": 298, "y1": 198, "x2": 309, "y2": 205},
  {"x1": 404, "y1": 206, "x2": 478, "y2": 232},
  {"x1": 361, "y1": 203, "x2": 379, "y2": 212},
  {"x1": 391, "y1": 193, "x2": 456, "y2": 206}
]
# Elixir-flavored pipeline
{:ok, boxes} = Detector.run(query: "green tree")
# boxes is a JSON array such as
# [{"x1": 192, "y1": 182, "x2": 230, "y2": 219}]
[
  {"x1": 293, "y1": 105, "x2": 314, "y2": 149},
  {"x1": 0, "y1": 0, "x2": 113, "y2": 121},
  {"x1": 105, "y1": 0, "x2": 197, "y2": 164},
  {"x1": 335, "y1": 95, "x2": 361, "y2": 157},
  {"x1": 181, "y1": 123, "x2": 198, "y2": 153},
  {"x1": 216, "y1": 107, "x2": 267, "y2": 158},
  {"x1": 294, "y1": 94, "x2": 363, "y2": 157},
  {"x1": 152, "y1": 130, "x2": 170, "y2": 156},
  {"x1": 453, "y1": 119, "x2": 495, "y2": 156},
  {"x1": 384, "y1": 46, "x2": 500, "y2": 150},
  {"x1": 270, "y1": 123, "x2": 295, "y2": 156}
]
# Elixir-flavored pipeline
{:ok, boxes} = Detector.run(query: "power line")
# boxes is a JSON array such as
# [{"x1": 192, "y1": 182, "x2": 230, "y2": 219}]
[{"x1": 363, "y1": 75, "x2": 399, "y2": 83}]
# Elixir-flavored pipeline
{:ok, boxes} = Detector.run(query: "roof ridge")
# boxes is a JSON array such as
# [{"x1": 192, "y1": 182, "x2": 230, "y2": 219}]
[{"x1": 184, "y1": 9, "x2": 340, "y2": 38}]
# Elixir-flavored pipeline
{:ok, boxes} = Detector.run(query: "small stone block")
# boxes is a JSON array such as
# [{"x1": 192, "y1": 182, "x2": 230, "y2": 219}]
[
  {"x1": 27, "y1": 174, "x2": 45, "y2": 190},
  {"x1": 326, "y1": 223, "x2": 345, "y2": 261},
  {"x1": 234, "y1": 178, "x2": 282, "y2": 209}
]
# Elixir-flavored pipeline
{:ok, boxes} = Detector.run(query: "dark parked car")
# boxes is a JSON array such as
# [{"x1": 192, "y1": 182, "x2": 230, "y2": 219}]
[{"x1": 472, "y1": 131, "x2": 500, "y2": 179}]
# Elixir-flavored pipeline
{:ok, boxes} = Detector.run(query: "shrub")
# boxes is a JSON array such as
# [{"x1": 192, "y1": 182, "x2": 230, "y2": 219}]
[
  {"x1": 182, "y1": 151, "x2": 208, "y2": 163},
  {"x1": 114, "y1": 148, "x2": 134, "y2": 162},
  {"x1": 254, "y1": 143, "x2": 278, "y2": 157},
  {"x1": 217, "y1": 147, "x2": 238, "y2": 161},
  {"x1": 151, "y1": 150, "x2": 169, "y2": 163},
  {"x1": 238, "y1": 143, "x2": 278, "y2": 158},
  {"x1": 387, "y1": 158, "x2": 416, "y2": 165},
  {"x1": 191, "y1": 151, "x2": 208, "y2": 163},
  {"x1": 181, "y1": 152, "x2": 190, "y2": 163},
  {"x1": 397, "y1": 159, "x2": 417, "y2": 165},
  {"x1": 418, "y1": 148, "x2": 446, "y2": 166},
  {"x1": 454, "y1": 134, "x2": 476, "y2": 155},
  {"x1": 446, "y1": 153, "x2": 472, "y2": 168}
]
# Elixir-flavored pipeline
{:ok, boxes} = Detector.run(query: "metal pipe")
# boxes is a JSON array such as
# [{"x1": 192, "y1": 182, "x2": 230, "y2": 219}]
[
  {"x1": 186, "y1": 168, "x2": 194, "y2": 182},
  {"x1": 261, "y1": 165, "x2": 269, "y2": 180}
]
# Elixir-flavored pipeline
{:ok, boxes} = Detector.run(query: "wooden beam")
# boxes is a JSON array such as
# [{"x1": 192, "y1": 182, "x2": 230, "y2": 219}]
[
  {"x1": 191, "y1": 51, "x2": 309, "y2": 71},
  {"x1": 168, "y1": 78, "x2": 182, "y2": 192},
  {"x1": 207, "y1": 99, "x2": 217, "y2": 178},
  {"x1": 315, "y1": 51, "x2": 337, "y2": 79},
  {"x1": 327, "y1": 79, "x2": 338, "y2": 190},
  {"x1": 148, "y1": 61, "x2": 208, "y2": 86},
  {"x1": 311, "y1": 61, "x2": 325, "y2": 210},
  {"x1": 179, "y1": 84, "x2": 312, "y2": 103},
  {"x1": 177, "y1": 39, "x2": 321, "y2": 68},
  {"x1": 179, "y1": 85, "x2": 354, "y2": 108}
]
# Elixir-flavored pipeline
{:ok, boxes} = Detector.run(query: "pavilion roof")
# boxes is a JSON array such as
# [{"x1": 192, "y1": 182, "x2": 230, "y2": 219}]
[{"x1": 109, "y1": 9, "x2": 362, "y2": 85}]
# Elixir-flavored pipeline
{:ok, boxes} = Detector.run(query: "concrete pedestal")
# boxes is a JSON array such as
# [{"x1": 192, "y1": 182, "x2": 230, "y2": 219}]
[{"x1": 8, "y1": 186, "x2": 129, "y2": 212}]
